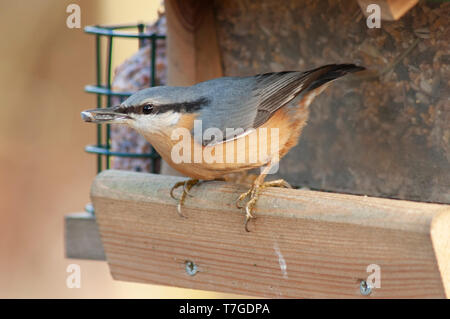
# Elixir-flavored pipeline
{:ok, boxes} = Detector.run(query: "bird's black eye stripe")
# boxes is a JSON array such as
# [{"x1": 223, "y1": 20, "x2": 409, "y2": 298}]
[
  {"x1": 115, "y1": 97, "x2": 209, "y2": 115},
  {"x1": 115, "y1": 104, "x2": 157, "y2": 115}
]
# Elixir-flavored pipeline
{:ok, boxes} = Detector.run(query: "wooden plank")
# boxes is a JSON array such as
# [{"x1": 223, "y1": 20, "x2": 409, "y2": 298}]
[
  {"x1": 193, "y1": 2, "x2": 223, "y2": 83},
  {"x1": 65, "y1": 212, "x2": 106, "y2": 260},
  {"x1": 166, "y1": 0, "x2": 195, "y2": 86},
  {"x1": 357, "y1": 0, "x2": 419, "y2": 21},
  {"x1": 165, "y1": 0, "x2": 223, "y2": 85},
  {"x1": 91, "y1": 170, "x2": 449, "y2": 298},
  {"x1": 431, "y1": 211, "x2": 450, "y2": 297}
]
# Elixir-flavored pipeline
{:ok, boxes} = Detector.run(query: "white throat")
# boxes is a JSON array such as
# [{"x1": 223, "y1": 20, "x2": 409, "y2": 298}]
[{"x1": 131, "y1": 111, "x2": 182, "y2": 135}]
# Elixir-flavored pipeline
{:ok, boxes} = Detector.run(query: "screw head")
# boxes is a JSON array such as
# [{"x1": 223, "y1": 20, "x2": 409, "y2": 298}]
[
  {"x1": 185, "y1": 260, "x2": 198, "y2": 276},
  {"x1": 360, "y1": 280, "x2": 372, "y2": 296}
]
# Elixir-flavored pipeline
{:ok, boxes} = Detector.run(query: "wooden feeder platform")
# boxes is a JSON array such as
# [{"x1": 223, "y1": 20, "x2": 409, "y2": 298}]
[{"x1": 66, "y1": 170, "x2": 450, "y2": 298}]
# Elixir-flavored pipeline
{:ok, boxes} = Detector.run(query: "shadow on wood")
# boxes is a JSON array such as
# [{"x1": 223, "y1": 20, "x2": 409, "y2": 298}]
[{"x1": 89, "y1": 170, "x2": 449, "y2": 298}]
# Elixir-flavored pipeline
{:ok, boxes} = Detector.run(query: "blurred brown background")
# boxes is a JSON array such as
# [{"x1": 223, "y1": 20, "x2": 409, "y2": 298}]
[{"x1": 0, "y1": 0, "x2": 234, "y2": 298}]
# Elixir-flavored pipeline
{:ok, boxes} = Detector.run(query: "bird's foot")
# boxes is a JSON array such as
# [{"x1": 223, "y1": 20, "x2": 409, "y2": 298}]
[
  {"x1": 170, "y1": 179, "x2": 200, "y2": 217},
  {"x1": 236, "y1": 179, "x2": 291, "y2": 232}
]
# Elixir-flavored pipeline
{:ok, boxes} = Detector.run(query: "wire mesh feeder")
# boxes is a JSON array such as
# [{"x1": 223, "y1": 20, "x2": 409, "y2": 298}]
[{"x1": 83, "y1": 23, "x2": 166, "y2": 213}]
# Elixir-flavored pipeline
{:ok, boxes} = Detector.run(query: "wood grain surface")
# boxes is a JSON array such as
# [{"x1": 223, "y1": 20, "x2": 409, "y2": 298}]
[
  {"x1": 166, "y1": 0, "x2": 223, "y2": 85},
  {"x1": 91, "y1": 170, "x2": 449, "y2": 298}
]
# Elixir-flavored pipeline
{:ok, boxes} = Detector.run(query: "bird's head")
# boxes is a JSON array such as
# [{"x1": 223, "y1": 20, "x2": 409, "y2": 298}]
[{"x1": 81, "y1": 86, "x2": 208, "y2": 135}]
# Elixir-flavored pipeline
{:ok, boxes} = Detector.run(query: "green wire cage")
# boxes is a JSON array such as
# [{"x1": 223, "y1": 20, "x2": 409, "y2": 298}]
[{"x1": 83, "y1": 23, "x2": 166, "y2": 213}]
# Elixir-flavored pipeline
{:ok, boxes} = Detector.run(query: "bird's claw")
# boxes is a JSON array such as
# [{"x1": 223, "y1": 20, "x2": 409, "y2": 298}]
[
  {"x1": 170, "y1": 179, "x2": 199, "y2": 217},
  {"x1": 236, "y1": 179, "x2": 291, "y2": 232},
  {"x1": 170, "y1": 181, "x2": 186, "y2": 200},
  {"x1": 183, "y1": 180, "x2": 195, "y2": 197},
  {"x1": 236, "y1": 188, "x2": 252, "y2": 209}
]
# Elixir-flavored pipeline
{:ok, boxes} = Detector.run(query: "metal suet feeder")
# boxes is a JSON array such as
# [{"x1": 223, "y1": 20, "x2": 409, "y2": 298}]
[
  {"x1": 83, "y1": 23, "x2": 166, "y2": 213},
  {"x1": 84, "y1": 24, "x2": 166, "y2": 174}
]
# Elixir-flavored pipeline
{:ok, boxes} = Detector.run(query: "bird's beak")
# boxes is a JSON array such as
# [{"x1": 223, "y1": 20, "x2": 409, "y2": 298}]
[{"x1": 81, "y1": 107, "x2": 130, "y2": 124}]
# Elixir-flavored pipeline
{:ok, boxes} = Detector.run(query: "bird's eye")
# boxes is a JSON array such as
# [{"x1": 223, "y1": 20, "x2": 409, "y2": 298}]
[{"x1": 143, "y1": 104, "x2": 154, "y2": 114}]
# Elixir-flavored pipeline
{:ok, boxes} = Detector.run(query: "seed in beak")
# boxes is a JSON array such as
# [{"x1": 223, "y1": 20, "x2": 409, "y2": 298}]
[{"x1": 81, "y1": 111, "x2": 94, "y2": 122}]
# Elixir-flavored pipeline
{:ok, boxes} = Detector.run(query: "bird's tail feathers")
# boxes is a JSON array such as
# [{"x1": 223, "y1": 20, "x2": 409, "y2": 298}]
[{"x1": 304, "y1": 64, "x2": 365, "y2": 92}]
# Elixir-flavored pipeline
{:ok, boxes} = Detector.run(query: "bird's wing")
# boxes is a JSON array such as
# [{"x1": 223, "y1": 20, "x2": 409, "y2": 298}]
[
  {"x1": 195, "y1": 64, "x2": 364, "y2": 146},
  {"x1": 195, "y1": 71, "x2": 308, "y2": 146},
  {"x1": 251, "y1": 71, "x2": 309, "y2": 128}
]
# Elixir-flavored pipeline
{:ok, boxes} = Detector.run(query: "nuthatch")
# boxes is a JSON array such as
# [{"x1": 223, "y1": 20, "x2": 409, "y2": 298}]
[{"x1": 82, "y1": 64, "x2": 364, "y2": 231}]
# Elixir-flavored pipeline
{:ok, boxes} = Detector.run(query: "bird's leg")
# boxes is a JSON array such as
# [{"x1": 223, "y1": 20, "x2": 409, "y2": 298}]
[
  {"x1": 170, "y1": 179, "x2": 200, "y2": 217},
  {"x1": 236, "y1": 164, "x2": 291, "y2": 232}
]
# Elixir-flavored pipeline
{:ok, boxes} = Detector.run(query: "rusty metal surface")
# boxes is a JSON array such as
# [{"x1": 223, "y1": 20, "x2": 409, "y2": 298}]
[{"x1": 213, "y1": 0, "x2": 449, "y2": 203}]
